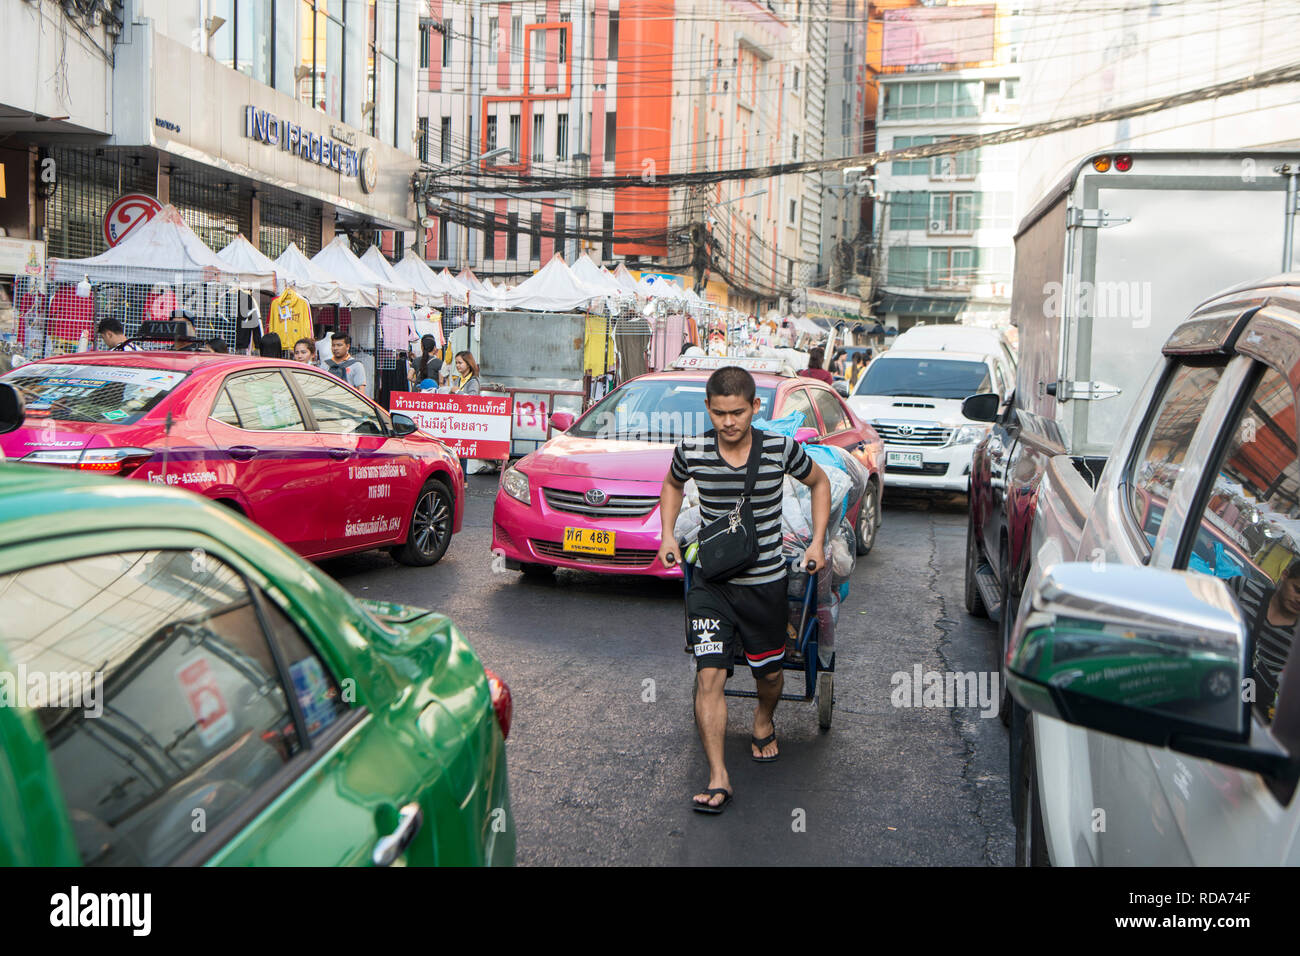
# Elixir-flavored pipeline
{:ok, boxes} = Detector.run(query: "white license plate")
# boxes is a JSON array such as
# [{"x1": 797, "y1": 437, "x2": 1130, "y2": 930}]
[{"x1": 887, "y1": 450, "x2": 924, "y2": 468}]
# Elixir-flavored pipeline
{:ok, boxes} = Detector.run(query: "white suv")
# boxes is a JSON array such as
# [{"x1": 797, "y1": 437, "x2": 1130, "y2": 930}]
[{"x1": 847, "y1": 345, "x2": 1009, "y2": 493}]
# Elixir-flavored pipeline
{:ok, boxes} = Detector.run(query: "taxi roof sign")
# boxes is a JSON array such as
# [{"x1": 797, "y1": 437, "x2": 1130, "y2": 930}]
[{"x1": 669, "y1": 355, "x2": 791, "y2": 375}]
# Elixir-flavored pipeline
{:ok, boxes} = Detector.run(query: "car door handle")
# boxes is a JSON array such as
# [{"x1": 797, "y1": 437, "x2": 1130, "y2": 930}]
[
  {"x1": 372, "y1": 802, "x2": 423, "y2": 867},
  {"x1": 327, "y1": 447, "x2": 351, "y2": 461},
  {"x1": 227, "y1": 445, "x2": 259, "y2": 462}
]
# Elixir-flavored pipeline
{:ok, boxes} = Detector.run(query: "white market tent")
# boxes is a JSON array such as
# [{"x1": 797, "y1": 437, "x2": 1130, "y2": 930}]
[
  {"x1": 636, "y1": 274, "x2": 687, "y2": 301},
  {"x1": 470, "y1": 254, "x2": 604, "y2": 312},
  {"x1": 457, "y1": 267, "x2": 487, "y2": 293},
  {"x1": 310, "y1": 236, "x2": 388, "y2": 308},
  {"x1": 48, "y1": 205, "x2": 275, "y2": 289},
  {"x1": 273, "y1": 242, "x2": 354, "y2": 305},
  {"x1": 359, "y1": 246, "x2": 421, "y2": 307},
  {"x1": 571, "y1": 254, "x2": 628, "y2": 298},
  {"x1": 612, "y1": 262, "x2": 640, "y2": 293},
  {"x1": 217, "y1": 234, "x2": 279, "y2": 282},
  {"x1": 392, "y1": 249, "x2": 468, "y2": 304}
]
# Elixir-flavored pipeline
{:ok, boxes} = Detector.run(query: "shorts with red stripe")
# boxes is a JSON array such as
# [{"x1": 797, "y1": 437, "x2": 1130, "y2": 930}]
[{"x1": 685, "y1": 573, "x2": 789, "y2": 678}]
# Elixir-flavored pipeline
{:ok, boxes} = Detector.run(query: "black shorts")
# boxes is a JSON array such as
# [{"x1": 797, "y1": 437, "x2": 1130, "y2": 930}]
[{"x1": 686, "y1": 574, "x2": 788, "y2": 678}]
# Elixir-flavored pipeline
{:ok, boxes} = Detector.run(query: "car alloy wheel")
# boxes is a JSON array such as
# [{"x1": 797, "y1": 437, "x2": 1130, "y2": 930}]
[
  {"x1": 855, "y1": 483, "x2": 878, "y2": 555},
  {"x1": 393, "y1": 479, "x2": 453, "y2": 567}
]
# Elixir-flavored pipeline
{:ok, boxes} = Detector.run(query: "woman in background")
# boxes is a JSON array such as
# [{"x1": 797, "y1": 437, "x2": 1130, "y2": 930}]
[
  {"x1": 450, "y1": 350, "x2": 481, "y2": 480},
  {"x1": 259, "y1": 332, "x2": 284, "y2": 359},
  {"x1": 292, "y1": 337, "x2": 317, "y2": 363}
]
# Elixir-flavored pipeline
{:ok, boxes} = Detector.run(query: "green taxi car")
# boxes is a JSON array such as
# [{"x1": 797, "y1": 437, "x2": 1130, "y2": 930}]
[{"x1": 0, "y1": 400, "x2": 513, "y2": 866}]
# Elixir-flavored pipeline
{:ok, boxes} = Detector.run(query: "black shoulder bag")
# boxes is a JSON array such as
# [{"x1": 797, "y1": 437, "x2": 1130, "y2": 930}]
[{"x1": 697, "y1": 428, "x2": 764, "y2": 582}]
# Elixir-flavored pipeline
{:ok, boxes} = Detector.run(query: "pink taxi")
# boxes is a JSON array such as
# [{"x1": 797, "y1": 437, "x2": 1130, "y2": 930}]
[{"x1": 491, "y1": 358, "x2": 884, "y2": 578}]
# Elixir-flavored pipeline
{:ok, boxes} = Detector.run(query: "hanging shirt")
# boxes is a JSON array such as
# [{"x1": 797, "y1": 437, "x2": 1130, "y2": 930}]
[
  {"x1": 379, "y1": 306, "x2": 416, "y2": 350},
  {"x1": 267, "y1": 287, "x2": 314, "y2": 345}
]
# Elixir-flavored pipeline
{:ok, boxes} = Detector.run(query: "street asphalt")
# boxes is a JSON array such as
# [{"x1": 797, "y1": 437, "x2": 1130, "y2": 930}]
[{"x1": 321, "y1": 475, "x2": 1016, "y2": 866}]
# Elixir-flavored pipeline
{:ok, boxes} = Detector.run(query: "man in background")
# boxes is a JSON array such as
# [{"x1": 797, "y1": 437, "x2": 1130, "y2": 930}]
[{"x1": 323, "y1": 332, "x2": 368, "y2": 394}]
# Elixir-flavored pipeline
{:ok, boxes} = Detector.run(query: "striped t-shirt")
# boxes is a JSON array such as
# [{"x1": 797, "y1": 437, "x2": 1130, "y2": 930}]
[{"x1": 670, "y1": 429, "x2": 814, "y2": 586}]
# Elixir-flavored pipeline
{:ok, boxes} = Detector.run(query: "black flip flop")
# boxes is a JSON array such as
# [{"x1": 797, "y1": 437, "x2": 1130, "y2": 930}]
[
  {"x1": 692, "y1": 787, "x2": 733, "y2": 814},
  {"x1": 751, "y1": 730, "x2": 779, "y2": 762}
]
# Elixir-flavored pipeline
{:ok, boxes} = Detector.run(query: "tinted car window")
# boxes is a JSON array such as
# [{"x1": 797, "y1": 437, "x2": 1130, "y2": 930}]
[
  {"x1": 219, "y1": 371, "x2": 306, "y2": 432},
  {"x1": 2, "y1": 363, "x2": 187, "y2": 425},
  {"x1": 811, "y1": 388, "x2": 850, "y2": 434},
  {"x1": 855, "y1": 357, "x2": 991, "y2": 400},
  {"x1": 1183, "y1": 366, "x2": 1300, "y2": 726},
  {"x1": 291, "y1": 371, "x2": 385, "y2": 435},
  {"x1": 780, "y1": 388, "x2": 817, "y2": 431},
  {"x1": 1127, "y1": 363, "x2": 1224, "y2": 551},
  {"x1": 568, "y1": 379, "x2": 777, "y2": 442},
  {"x1": 0, "y1": 550, "x2": 302, "y2": 865}
]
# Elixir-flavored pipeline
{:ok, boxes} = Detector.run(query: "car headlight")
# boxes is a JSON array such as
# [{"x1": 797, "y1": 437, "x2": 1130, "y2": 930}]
[
  {"x1": 951, "y1": 424, "x2": 988, "y2": 445},
  {"x1": 502, "y1": 466, "x2": 531, "y2": 505}
]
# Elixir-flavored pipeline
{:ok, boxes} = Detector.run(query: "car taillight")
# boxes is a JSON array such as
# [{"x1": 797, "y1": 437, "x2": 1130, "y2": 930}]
[
  {"x1": 484, "y1": 667, "x2": 512, "y2": 740},
  {"x1": 22, "y1": 447, "x2": 153, "y2": 475}
]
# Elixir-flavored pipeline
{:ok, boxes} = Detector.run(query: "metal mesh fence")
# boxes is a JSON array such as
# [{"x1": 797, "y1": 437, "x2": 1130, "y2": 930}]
[
  {"x1": 169, "y1": 175, "x2": 249, "y2": 254},
  {"x1": 258, "y1": 196, "x2": 322, "y2": 259},
  {"x1": 43, "y1": 149, "x2": 156, "y2": 261}
]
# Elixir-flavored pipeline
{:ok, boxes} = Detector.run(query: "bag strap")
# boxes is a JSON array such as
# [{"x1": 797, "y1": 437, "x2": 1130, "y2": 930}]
[{"x1": 742, "y1": 428, "x2": 764, "y2": 500}]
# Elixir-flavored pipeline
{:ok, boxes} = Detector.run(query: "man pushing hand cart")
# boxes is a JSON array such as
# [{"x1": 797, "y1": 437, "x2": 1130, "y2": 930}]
[{"x1": 656, "y1": 365, "x2": 831, "y2": 815}]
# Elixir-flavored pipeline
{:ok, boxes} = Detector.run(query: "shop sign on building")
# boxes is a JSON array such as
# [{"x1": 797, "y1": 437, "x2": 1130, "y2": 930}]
[
  {"x1": 103, "y1": 194, "x2": 163, "y2": 247},
  {"x1": 0, "y1": 237, "x2": 45, "y2": 277},
  {"x1": 244, "y1": 106, "x2": 362, "y2": 179}
]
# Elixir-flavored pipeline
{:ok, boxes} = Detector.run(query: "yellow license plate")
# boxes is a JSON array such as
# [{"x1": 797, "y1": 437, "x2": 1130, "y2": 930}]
[{"x1": 563, "y1": 527, "x2": 615, "y2": 555}]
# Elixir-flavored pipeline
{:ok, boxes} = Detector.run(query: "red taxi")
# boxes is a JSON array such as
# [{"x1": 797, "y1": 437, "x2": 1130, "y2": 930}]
[
  {"x1": 0, "y1": 352, "x2": 464, "y2": 565},
  {"x1": 491, "y1": 357, "x2": 884, "y2": 577}
]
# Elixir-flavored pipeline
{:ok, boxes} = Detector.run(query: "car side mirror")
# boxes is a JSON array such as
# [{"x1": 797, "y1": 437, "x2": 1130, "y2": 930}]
[
  {"x1": 794, "y1": 427, "x2": 818, "y2": 444},
  {"x1": 1008, "y1": 562, "x2": 1294, "y2": 780},
  {"x1": 390, "y1": 413, "x2": 418, "y2": 437},
  {"x1": 549, "y1": 411, "x2": 575, "y2": 433},
  {"x1": 833, "y1": 380, "x2": 850, "y2": 398},
  {"x1": 0, "y1": 383, "x2": 23, "y2": 435},
  {"x1": 961, "y1": 392, "x2": 999, "y2": 423}
]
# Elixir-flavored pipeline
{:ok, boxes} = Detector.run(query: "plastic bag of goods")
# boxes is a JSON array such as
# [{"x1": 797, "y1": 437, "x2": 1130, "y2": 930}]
[
  {"x1": 805, "y1": 443, "x2": 870, "y2": 514},
  {"x1": 675, "y1": 505, "x2": 701, "y2": 546},
  {"x1": 831, "y1": 518, "x2": 856, "y2": 588}
]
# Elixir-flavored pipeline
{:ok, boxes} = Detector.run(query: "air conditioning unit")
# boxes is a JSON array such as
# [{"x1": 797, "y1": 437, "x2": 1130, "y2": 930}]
[{"x1": 929, "y1": 220, "x2": 945, "y2": 232}]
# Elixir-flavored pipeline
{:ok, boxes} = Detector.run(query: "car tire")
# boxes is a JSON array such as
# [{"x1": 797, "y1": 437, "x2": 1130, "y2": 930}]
[
  {"x1": 520, "y1": 562, "x2": 555, "y2": 577},
  {"x1": 1014, "y1": 716, "x2": 1050, "y2": 867},
  {"x1": 964, "y1": 514, "x2": 986, "y2": 617},
  {"x1": 391, "y1": 478, "x2": 454, "y2": 567},
  {"x1": 998, "y1": 545, "x2": 1018, "y2": 727},
  {"x1": 855, "y1": 482, "x2": 879, "y2": 556},
  {"x1": 1202, "y1": 666, "x2": 1236, "y2": 700}
]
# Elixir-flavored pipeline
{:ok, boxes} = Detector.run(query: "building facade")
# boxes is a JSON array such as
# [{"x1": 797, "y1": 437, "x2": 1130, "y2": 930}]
[{"x1": 868, "y1": 0, "x2": 1019, "y2": 332}]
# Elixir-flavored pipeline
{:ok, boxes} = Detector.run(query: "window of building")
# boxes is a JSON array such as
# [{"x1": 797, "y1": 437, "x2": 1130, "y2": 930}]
[
  {"x1": 793, "y1": 67, "x2": 799, "y2": 91},
  {"x1": 507, "y1": 213, "x2": 518, "y2": 259},
  {"x1": 929, "y1": 193, "x2": 975, "y2": 233},
  {"x1": 789, "y1": 199, "x2": 797, "y2": 225},
  {"x1": 419, "y1": 20, "x2": 429, "y2": 68},
  {"x1": 438, "y1": 218, "x2": 448, "y2": 260},
  {"x1": 484, "y1": 218, "x2": 494, "y2": 260},
  {"x1": 556, "y1": 211, "x2": 567, "y2": 259},
  {"x1": 443, "y1": 18, "x2": 452, "y2": 65},
  {"x1": 931, "y1": 138, "x2": 978, "y2": 179},
  {"x1": 608, "y1": 9, "x2": 619, "y2": 59},
  {"x1": 881, "y1": 80, "x2": 981, "y2": 121},
  {"x1": 792, "y1": 134, "x2": 798, "y2": 160},
  {"x1": 417, "y1": 116, "x2": 428, "y2": 162},
  {"x1": 886, "y1": 245, "x2": 927, "y2": 286},
  {"x1": 841, "y1": 100, "x2": 850, "y2": 136},
  {"x1": 440, "y1": 116, "x2": 452, "y2": 163},
  {"x1": 559, "y1": 12, "x2": 569, "y2": 63},
  {"x1": 294, "y1": 1, "x2": 345, "y2": 119},
  {"x1": 604, "y1": 112, "x2": 617, "y2": 163},
  {"x1": 512, "y1": 15, "x2": 523, "y2": 62},
  {"x1": 556, "y1": 113, "x2": 569, "y2": 161},
  {"x1": 888, "y1": 191, "x2": 929, "y2": 231},
  {"x1": 929, "y1": 247, "x2": 976, "y2": 289},
  {"x1": 892, "y1": 135, "x2": 936, "y2": 175},
  {"x1": 530, "y1": 212, "x2": 542, "y2": 261},
  {"x1": 532, "y1": 114, "x2": 545, "y2": 162},
  {"x1": 978, "y1": 192, "x2": 1015, "y2": 230},
  {"x1": 787, "y1": 259, "x2": 794, "y2": 284},
  {"x1": 602, "y1": 212, "x2": 614, "y2": 261},
  {"x1": 488, "y1": 17, "x2": 499, "y2": 63},
  {"x1": 486, "y1": 115, "x2": 498, "y2": 152},
  {"x1": 509, "y1": 114, "x2": 521, "y2": 162}
]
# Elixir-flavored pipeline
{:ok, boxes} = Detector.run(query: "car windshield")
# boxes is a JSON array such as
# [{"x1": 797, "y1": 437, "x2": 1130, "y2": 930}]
[
  {"x1": 568, "y1": 379, "x2": 777, "y2": 442},
  {"x1": 855, "y1": 357, "x2": 990, "y2": 400},
  {"x1": 1, "y1": 363, "x2": 187, "y2": 425}
]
